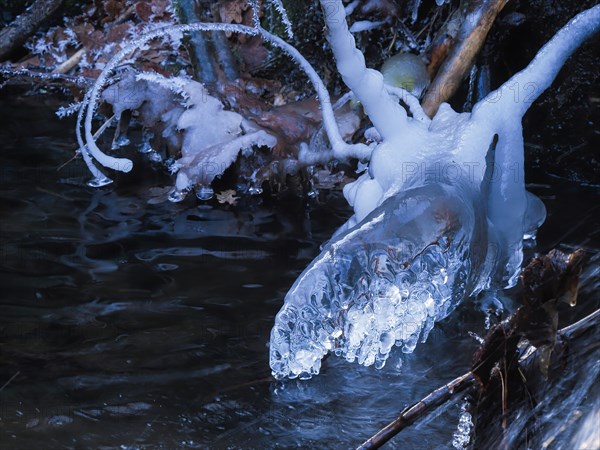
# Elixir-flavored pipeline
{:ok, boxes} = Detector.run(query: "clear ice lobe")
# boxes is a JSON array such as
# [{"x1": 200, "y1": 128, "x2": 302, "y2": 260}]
[{"x1": 270, "y1": 182, "x2": 491, "y2": 379}]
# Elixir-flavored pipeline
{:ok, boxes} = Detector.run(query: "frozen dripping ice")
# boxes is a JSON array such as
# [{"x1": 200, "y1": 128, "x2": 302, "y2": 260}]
[{"x1": 270, "y1": 182, "x2": 493, "y2": 379}]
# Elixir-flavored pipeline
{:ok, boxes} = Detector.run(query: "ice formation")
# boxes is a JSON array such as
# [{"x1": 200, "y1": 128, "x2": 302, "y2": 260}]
[
  {"x1": 66, "y1": 0, "x2": 598, "y2": 379},
  {"x1": 75, "y1": 10, "x2": 369, "y2": 195},
  {"x1": 269, "y1": 3, "x2": 600, "y2": 379},
  {"x1": 271, "y1": 182, "x2": 491, "y2": 379}
]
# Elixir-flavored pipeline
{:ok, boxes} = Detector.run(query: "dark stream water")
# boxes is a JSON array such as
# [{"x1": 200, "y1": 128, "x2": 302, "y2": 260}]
[{"x1": 0, "y1": 92, "x2": 598, "y2": 449}]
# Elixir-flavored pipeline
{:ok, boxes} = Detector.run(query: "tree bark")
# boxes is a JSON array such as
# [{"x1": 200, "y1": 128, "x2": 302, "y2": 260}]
[
  {"x1": 0, "y1": 0, "x2": 64, "y2": 62},
  {"x1": 421, "y1": 0, "x2": 508, "y2": 117}
]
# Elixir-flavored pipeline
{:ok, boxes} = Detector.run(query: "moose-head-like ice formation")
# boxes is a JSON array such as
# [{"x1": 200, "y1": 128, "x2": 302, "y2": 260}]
[
  {"x1": 71, "y1": 1, "x2": 599, "y2": 380},
  {"x1": 268, "y1": 2, "x2": 599, "y2": 379}
]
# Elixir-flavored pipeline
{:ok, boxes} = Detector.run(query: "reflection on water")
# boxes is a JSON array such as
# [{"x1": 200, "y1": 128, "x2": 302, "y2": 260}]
[{"x1": 0, "y1": 91, "x2": 598, "y2": 449}]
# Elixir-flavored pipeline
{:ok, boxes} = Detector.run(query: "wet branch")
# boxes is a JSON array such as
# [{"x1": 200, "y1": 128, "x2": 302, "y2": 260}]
[
  {"x1": 422, "y1": 0, "x2": 508, "y2": 117},
  {"x1": 356, "y1": 371, "x2": 477, "y2": 450}
]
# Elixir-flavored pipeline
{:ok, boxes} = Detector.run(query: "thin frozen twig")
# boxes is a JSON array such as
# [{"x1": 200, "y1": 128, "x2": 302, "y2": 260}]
[
  {"x1": 357, "y1": 372, "x2": 477, "y2": 449},
  {"x1": 267, "y1": 0, "x2": 295, "y2": 39}
]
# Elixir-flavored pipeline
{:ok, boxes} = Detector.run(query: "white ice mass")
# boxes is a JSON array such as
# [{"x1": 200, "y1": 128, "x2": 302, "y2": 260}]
[
  {"x1": 269, "y1": 3, "x2": 600, "y2": 379},
  {"x1": 69, "y1": 0, "x2": 599, "y2": 380}
]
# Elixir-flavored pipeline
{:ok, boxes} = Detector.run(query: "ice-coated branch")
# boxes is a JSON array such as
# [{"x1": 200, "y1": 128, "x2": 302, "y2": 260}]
[
  {"x1": 384, "y1": 84, "x2": 430, "y2": 124},
  {"x1": 81, "y1": 22, "x2": 260, "y2": 174},
  {"x1": 81, "y1": 6, "x2": 372, "y2": 179},
  {"x1": 472, "y1": 3, "x2": 600, "y2": 285},
  {"x1": 318, "y1": 0, "x2": 407, "y2": 141},
  {"x1": 266, "y1": 0, "x2": 295, "y2": 39},
  {"x1": 247, "y1": 0, "x2": 368, "y2": 160},
  {"x1": 269, "y1": 4, "x2": 599, "y2": 380},
  {"x1": 257, "y1": 27, "x2": 370, "y2": 160},
  {"x1": 477, "y1": 4, "x2": 600, "y2": 119},
  {"x1": 75, "y1": 90, "x2": 113, "y2": 187}
]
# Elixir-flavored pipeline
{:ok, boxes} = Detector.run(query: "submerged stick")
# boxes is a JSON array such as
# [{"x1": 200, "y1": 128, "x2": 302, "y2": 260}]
[
  {"x1": 355, "y1": 307, "x2": 599, "y2": 449},
  {"x1": 318, "y1": 0, "x2": 408, "y2": 141},
  {"x1": 356, "y1": 372, "x2": 477, "y2": 449}
]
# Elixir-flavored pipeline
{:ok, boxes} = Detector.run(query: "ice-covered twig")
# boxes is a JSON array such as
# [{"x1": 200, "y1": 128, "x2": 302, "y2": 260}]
[
  {"x1": 349, "y1": 20, "x2": 387, "y2": 33},
  {"x1": 0, "y1": 66, "x2": 91, "y2": 89},
  {"x1": 267, "y1": 0, "x2": 295, "y2": 39},
  {"x1": 318, "y1": 0, "x2": 408, "y2": 141},
  {"x1": 75, "y1": 91, "x2": 113, "y2": 187},
  {"x1": 384, "y1": 84, "x2": 430, "y2": 124},
  {"x1": 477, "y1": 4, "x2": 600, "y2": 118},
  {"x1": 247, "y1": 0, "x2": 368, "y2": 159},
  {"x1": 344, "y1": 0, "x2": 360, "y2": 17},
  {"x1": 135, "y1": 71, "x2": 191, "y2": 98},
  {"x1": 472, "y1": 4, "x2": 600, "y2": 285},
  {"x1": 56, "y1": 102, "x2": 83, "y2": 119},
  {"x1": 257, "y1": 27, "x2": 370, "y2": 160},
  {"x1": 81, "y1": 23, "x2": 259, "y2": 174},
  {"x1": 248, "y1": 0, "x2": 260, "y2": 29}
]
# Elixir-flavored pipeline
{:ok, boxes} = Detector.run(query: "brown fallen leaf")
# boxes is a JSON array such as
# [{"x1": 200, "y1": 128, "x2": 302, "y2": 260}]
[{"x1": 217, "y1": 189, "x2": 239, "y2": 205}]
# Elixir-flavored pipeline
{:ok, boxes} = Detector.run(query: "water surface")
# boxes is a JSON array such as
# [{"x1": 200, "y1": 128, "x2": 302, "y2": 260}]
[{"x1": 0, "y1": 92, "x2": 598, "y2": 449}]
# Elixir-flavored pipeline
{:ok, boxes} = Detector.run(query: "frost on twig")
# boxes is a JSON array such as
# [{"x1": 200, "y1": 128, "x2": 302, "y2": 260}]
[
  {"x1": 77, "y1": 6, "x2": 372, "y2": 191},
  {"x1": 171, "y1": 80, "x2": 277, "y2": 196},
  {"x1": 266, "y1": 0, "x2": 295, "y2": 39}
]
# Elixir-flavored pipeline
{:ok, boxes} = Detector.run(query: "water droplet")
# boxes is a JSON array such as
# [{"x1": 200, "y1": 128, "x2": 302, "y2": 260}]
[
  {"x1": 195, "y1": 185, "x2": 214, "y2": 200},
  {"x1": 138, "y1": 141, "x2": 154, "y2": 154},
  {"x1": 168, "y1": 189, "x2": 187, "y2": 202},
  {"x1": 112, "y1": 135, "x2": 131, "y2": 149},
  {"x1": 147, "y1": 151, "x2": 162, "y2": 163},
  {"x1": 87, "y1": 176, "x2": 113, "y2": 188}
]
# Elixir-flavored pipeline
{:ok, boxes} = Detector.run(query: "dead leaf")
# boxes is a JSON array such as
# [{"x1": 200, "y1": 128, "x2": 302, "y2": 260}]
[
  {"x1": 217, "y1": 189, "x2": 239, "y2": 205},
  {"x1": 239, "y1": 36, "x2": 269, "y2": 73},
  {"x1": 135, "y1": 1, "x2": 153, "y2": 22},
  {"x1": 218, "y1": 0, "x2": 249, "y2": 25}
]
